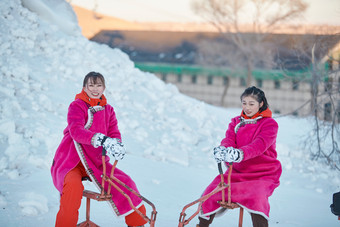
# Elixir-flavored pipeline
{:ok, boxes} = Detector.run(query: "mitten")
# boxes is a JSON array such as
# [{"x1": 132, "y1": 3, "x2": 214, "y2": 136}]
[
  {"x1": 92, "y1": 133, "x2": 126, "y2": 160},
  {"x1": 213, "y1": 146, "x2": 243, "y2": 163}
]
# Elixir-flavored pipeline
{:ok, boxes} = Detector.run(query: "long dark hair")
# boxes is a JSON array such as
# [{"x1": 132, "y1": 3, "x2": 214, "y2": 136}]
[
  {"x1": 240, "y1": 86, "x2": 269, "y2": 112},
  {"x1": 83, "y1": 72, "x2": 105, "y2": 88}
]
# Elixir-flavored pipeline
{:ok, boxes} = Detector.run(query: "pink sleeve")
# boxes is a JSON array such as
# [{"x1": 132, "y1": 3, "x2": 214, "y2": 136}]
[
  {"x1": 67, "y1": 101, "x2": 96, "y2": 145},
  {"x1": 220, "y1": 117, "x2": 237, "y2": 148},
  {"x1": 240, "y1": 118, "x2": 278, "y2": 161}
]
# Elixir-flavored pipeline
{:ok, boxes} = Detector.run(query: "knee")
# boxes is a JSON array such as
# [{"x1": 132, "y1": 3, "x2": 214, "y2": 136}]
[
  {"x1": 68, "y1": 178, "x2": 84, "y2": 189},
  {"x1": 63, "y1": 178, "x2": 84, "y2": 198}
]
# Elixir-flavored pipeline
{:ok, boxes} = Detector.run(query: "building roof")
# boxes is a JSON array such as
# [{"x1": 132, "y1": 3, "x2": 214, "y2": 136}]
[
  {"x1": 91, "y1": 30, "x2": 340, "y2": 71},
  {"x1": 135, "y1": 62, "x2": 312, "y2": 81}
]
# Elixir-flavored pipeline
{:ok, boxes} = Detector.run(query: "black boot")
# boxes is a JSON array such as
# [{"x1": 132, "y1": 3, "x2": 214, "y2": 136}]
[
  {"x1": 251, "y1": 213, "x2": 268, "y2": 227},
  {"x1": 197, "y1": 214, "x2": 215, "y2": 227}
]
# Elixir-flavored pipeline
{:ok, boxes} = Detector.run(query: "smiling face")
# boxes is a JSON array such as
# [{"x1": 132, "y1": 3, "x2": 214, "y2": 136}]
[
  {"x1": 241, "y1": 95, "x2": 263, "y2": 118},
  {"x1": 83, "y1": 77, "x2": 105, "y2": 99}
]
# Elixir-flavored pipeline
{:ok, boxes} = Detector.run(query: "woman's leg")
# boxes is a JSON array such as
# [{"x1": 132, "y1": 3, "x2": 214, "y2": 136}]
[
  {"x1": 55, "y1": 162, "x2": 87, "y2": 227},
  {"x1": 197, "y1": 213, "x2": 215, "y2": 227},
  {"x1": 251, "y1": 213, "x2": 268, "y2": 227},
  {"x1": 125, "y1": 204, "x2": 148, "y2": 227}
]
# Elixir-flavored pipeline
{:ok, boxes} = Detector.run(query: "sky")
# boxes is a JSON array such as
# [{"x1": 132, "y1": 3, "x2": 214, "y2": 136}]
[
  {"x1": 69, "y1": 0, "x2": 340, "y2": 25},
  {"x1": 1, "y1": 0, "x2": 340, "y2": 226}
]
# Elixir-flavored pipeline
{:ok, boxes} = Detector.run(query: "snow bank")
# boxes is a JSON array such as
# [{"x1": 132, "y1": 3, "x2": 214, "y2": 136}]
[
  {"x1": 21, "y1": 0, "x2": 79, "y2": 36},
  {"x1": 0, "y1": 0, "x2": 226, "y2": 177}
]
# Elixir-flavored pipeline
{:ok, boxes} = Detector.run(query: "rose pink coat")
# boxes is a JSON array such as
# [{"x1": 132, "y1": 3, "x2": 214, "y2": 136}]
[
  {"x1": 51, "y1": 99, "x2": 142, "y2": 217},
  {"x1": 200, "y1": 116, "x2": 282, "y2": 219}
]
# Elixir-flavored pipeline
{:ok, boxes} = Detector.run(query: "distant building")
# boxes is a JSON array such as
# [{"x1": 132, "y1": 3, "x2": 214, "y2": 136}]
[
  {"x1": 91, "y1": 30, "x2": 340, "y2": 121},
  {"x1": 91, "y1": 30, "x2": 338, "y2": 69},
  {"x1": 136, "y1": 62, "x2": 340, "y2": 122}
]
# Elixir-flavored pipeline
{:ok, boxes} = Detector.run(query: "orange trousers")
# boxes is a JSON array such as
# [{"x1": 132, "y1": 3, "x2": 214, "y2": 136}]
[{"x1": 55, "y1": 162, "x2": 147, "y2": 227}]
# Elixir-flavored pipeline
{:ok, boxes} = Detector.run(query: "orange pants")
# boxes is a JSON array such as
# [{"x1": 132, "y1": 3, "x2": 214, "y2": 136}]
[
  {"x1": 55, "y1": 162, "x2": 147, "y2": 227},
  {"x1": 125, "y1": 205, "x2": 147, "y2": 226}
]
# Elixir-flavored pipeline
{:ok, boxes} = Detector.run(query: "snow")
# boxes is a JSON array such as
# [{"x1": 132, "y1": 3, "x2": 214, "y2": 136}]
[{"x1": 0, "y1": 0, "x2": 339, "y2": 226}]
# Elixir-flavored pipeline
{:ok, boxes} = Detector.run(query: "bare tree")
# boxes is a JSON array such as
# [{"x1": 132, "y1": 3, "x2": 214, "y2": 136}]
[
  {"x1": 308, "y1": 37, "x2": 340, "y2": 170},
  {"x1": 277, "y1": 34, "x2": 340, "y2": 170},
  {"x1": 196, "y1": 34, "x2": 276, "y2": 105},
  {"x1": 191, "y1": 0, "x2": 308, "y2": 105}
]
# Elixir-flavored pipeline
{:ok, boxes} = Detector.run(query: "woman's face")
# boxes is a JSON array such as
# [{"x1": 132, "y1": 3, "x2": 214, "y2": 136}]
[
  {"x1": 84, "y1": 78, "x2": 105, "y2": 99},
  {"x1": 241, "y1": 95, "x2": 263, "y2": 118}
]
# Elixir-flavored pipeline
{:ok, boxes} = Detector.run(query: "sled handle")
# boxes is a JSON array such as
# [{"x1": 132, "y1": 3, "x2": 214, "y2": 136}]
[
  {"x1": 101, "y1": 148, "x2": 118, "y2": 196},
  {"x1": 102, "y1": 147, "x2": 107, "y2": 156},
  {"x1": 101, "y1": 147, "x2": 118, "y2": 177},
  {"x1": 218, "y1": 162, "x2": 233, "y2": 174},
  {"x1": 218, "y1": 162, "x2": 233, "y2": 204},
  {"x1": 218, "y1": 162, "x2": 223, "y2": 175}
]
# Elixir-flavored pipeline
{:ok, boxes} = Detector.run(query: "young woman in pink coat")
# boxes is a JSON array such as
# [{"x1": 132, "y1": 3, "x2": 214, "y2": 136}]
[
  {"x1": 51, "y1": 72, "x2": 147, "y2": 227},
  {"x1": 197, "y1": 86, "x2": 282, "y2": 227}
]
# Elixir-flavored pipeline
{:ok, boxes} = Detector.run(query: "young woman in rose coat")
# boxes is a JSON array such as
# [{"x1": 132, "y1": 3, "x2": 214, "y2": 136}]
[
  {"x1": 197, "y1": 86, "x2": 282, "y2": 227},
  {"x1": 51, "y1": 72, "x2": 147, "y2": 227}
]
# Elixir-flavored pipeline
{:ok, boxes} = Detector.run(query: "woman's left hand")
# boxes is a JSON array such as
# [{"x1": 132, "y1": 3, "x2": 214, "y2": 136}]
[
  {"x1": 105, "y1": 139, "x2": 126, "y2": 160},
  {"x1": 213, "y1": 146, "x2": 243, "y2": 163},
  {"x1": 93, "y1": 133, "x2": 126, "y2": 160}
]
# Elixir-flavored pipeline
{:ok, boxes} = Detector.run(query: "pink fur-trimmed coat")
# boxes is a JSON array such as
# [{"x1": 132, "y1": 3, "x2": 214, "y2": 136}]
[
  {"x1": 51, "y1": 99, "x2": 142, "y2": 217},
  {"x1": 200, "y1": 116, "x2": 282, "y2": 219}
]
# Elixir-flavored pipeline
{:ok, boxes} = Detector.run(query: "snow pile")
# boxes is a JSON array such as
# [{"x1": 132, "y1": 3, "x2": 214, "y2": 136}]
[
  {"x1": 0, "y1": 0, "x2": 225, "y2": 177},
  {"x1": 0, "y1": 0, "x2": 339, "y2": 226},
  {"x1": 21, "y1": 0, "x2": 79, "y2": 35}
]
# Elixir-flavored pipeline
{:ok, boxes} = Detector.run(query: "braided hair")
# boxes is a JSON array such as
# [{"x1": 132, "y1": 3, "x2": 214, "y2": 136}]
[{"x1": 240, "y1": 86, "x2": 269, "y2": 112}]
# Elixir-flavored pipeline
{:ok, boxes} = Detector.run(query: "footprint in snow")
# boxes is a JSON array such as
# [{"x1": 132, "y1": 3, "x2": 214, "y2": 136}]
[{"x1": 18, "y1": 192, "x2": 48, "y2": 216}]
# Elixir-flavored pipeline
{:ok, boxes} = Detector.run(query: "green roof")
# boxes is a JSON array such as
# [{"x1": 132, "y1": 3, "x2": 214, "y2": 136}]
[{"x1": 135, "y1": 62, "x2": 313, "y2": 81}]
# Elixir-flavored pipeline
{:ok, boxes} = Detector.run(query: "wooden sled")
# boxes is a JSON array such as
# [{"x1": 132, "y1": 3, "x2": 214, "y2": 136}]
[
  {"x1": 178, "y1": 163, "x2": 243, "y2": 227},
  {"x1": 77, "y1": 149, "x2": 157, "y2": 227}
]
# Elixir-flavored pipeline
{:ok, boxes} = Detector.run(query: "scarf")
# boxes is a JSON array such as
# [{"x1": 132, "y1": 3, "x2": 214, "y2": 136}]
[
  {"x1": 241, "y1": 108, "x2": 272, "y2": 119},
  {"x1": 235, "y1": 108, "x2": 272, "y2": 133},
  {"x1": 75, "y1": 89, "x2": 107, "y2": 107}
]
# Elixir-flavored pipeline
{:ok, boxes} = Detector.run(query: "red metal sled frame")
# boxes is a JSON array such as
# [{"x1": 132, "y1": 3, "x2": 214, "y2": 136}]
[
  {"x1": 78, "y1": 151, "x2": 157, "y2": 227},
  {"x1": 178, "y1": 163, "x2": 244, "y2": 227}
]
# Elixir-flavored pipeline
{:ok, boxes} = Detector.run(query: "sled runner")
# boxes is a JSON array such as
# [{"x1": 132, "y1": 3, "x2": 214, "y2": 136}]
[
  {"x1": 178, "y1": 163, "x2": 244, "y2": 227},
  {"x1": 77, "y1": 149, "x2": 157, "y2": 227}
]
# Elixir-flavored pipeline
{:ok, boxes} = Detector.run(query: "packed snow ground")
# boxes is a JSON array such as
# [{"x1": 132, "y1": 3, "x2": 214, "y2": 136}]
[{"x1": 0, "y1": 0, "x2": 339, "y2": 226}]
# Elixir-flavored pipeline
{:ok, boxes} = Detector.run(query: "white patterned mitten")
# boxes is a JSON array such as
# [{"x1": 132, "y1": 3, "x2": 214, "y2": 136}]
[
  {"x1": 213, "y1": 146, "x2": 243, "y2": 163},
  {"x1": 93, "y1": 133, "x2": 126, "y2": 160}
]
